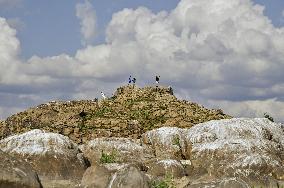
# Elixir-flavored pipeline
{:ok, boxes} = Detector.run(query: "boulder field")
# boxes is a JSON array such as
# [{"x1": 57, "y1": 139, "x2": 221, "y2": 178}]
[{"x1": 0, "y1": 118, "x2": 284, "y2": 188}]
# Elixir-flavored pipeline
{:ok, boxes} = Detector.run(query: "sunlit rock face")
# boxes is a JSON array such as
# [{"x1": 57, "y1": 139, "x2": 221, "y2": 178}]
[
  {"x1": 0, "y1": 129, "x2": 88, "y2": 188},
  {"x1": 185, "y1": 118, "x2": 284, "y2": 187}
]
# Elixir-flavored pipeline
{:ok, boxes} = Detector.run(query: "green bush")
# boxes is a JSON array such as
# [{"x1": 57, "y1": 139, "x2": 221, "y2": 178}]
[
  {"x1": 172, "y1": 136, "x2": 180, "y2": 147},
  {"x1": 150, "y1": 180, "x2": 169, "y2": 188},
  {"x1": 100, "y1": 150, "x2": 116, "y2": 163},
  {"x1": 150, "y1": 173, "x2": 175, "y2": 188}
]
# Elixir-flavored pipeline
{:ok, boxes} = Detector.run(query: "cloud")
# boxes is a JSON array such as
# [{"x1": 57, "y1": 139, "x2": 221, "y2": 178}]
[
  {"x1": 207, "y1": 98, "x2": 284, "y2": 122},
  {"x1": 0, "y1": 17, "x2": 23, "y2": 84},
  {"x1": 76, "y1": 0, "x2": 97, "y2": 45},
  {"x1": 1, "y1": 0, "x2": 284, "y2": 122}
]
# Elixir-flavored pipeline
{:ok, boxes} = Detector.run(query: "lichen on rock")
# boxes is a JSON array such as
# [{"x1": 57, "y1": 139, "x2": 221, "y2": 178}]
[{"x1": 0, "y1": 129, "x2": 88, "y2": 187}]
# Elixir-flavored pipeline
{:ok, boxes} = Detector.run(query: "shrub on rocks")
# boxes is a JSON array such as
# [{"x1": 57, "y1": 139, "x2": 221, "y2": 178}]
[{"x1": 80, "y1": 137, "x2": 154, "y2": 165}]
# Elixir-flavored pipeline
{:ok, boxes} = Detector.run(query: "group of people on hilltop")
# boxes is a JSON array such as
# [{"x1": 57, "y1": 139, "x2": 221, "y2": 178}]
[
  {"x1": 128, "y1": 76, "x2": 136, "y2": 84},
  {"x1": 128, "y1": 75, "x2": 160, "y2": 84},
  {"x1": 101, "y1": 75, "x2": 162, "y2": 99}
]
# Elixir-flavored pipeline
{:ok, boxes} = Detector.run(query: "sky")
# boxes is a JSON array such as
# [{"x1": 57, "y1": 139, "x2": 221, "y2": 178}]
[{"x1": 0, "y1": 0, "x2": 284, "y2": 122}]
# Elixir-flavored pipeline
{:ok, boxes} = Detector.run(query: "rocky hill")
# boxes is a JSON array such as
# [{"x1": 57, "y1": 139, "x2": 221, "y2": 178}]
[
  {"x1": 0, "y1": 85, "x2": 230, "y2": 144},
  {"x1": 1, "y1": 118, "x2": 284, "y2": 188},
  {"x1": 1, "y1": 85, "x2": 284, "y2": 188}
]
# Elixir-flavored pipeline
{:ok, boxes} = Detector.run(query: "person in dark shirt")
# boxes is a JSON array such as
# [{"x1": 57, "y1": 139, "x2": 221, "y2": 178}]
[
  {"x1": 128, "y1": 76, "x2": 132, "y2": 84},
  {"x1": 155, "y1": 76, "x2": 160, "y2": 84},
  {"x1": 132, "y1": 77, "x2": 136, "y2": 84}
]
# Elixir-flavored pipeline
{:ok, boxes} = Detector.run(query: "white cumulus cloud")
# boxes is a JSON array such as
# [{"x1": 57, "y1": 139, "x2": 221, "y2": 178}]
[
  {"x1": 76, "y1": 0, "x2": 97, "y2": 45},
  {"x1": 1, "y1": 0, "x2": 284, "y2": 122}
]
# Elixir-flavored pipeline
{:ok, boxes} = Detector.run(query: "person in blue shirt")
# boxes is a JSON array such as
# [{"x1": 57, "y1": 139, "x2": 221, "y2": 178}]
[
  {"x1": 128, "y1": 76, "x2": 132, "y2": 84},
  {"x1": 132, "y1": 77, "x2": 136, "y2": 84}
]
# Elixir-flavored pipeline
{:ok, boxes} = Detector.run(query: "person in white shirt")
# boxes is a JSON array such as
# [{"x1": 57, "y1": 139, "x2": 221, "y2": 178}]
[{"x1": 101, "y1": 92, "x2": 106, "y2": 99}]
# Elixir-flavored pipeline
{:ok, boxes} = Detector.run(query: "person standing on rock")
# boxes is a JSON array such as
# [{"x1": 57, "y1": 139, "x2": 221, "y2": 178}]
[
  {"x1": 101, "y1": 92, "x2": 106, "y2": 99},
  {"x1": 155, "y1": 76, "x2": 160, "y2": 84},
  {"x1": 128, "y1": 76, "x2": 132, "y2": 84},
  {"x1": 132, "y1": 77, "x2": 136, "y2": 84}
]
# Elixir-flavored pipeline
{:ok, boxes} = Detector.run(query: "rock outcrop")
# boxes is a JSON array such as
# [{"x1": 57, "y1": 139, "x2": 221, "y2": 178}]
[
  {"x1": 2, "y1": 85, "x2": 231, "y2": 144},
  {"x1": 110, "y1": 165, "x2": 150, "y2": 188},
  {"x1": 139, "y1": 118, "x2": 284, "y2": 187},
  {"x1": 2, "y1": 84, "x2": 284, "y2": 187},
  {"x1": 142, "y1": 127, "x2": 188, "y2": 160},
  {"x1": 81, "y1": 163, "x2": 114, "y2": 188},
  {"x1": 0, "y1": 117, "x2": 283, "y2": 187},
  {"x1": 0, "y1": 149, "x2": 42, "y2": 188},
  {"x1": 186, "y1": 118, "x2": 284, "y2": 187},
  {"x1": 80, "y1": 137, "x2": 154, "y2": 165},
  {"x1": 81, "y1": 163, "x2": 149, "y2": 188},
  {"x1": 147, "y1": 159, "x2": 186, "y2": 178},
  {"x1": 0, "y1": 129, "x2": 88, "y2": 188}
]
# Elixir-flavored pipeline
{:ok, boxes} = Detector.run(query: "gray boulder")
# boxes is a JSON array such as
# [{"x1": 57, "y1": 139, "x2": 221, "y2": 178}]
[
  {"x1": 0, "y1": 149, "x2": 42, "y2": 188},
  {"x1": 0, "y1": 129, "x2": 88, "y2": 188},
  {"x1": 80, "y1": 137, "x2": 154, "y2": 165},
  {"x1": 110, "y1": 165, "x2": 150, "y2": 188},
  {"x1": 141, "y1": 127, "x2": 189, "y2": 160},
  {"x1": 147, "y1": 159, "x2": 186, "y2": 178},
  {"x1": 185, "y1": 118, "x2": 284, "y2": 187}
]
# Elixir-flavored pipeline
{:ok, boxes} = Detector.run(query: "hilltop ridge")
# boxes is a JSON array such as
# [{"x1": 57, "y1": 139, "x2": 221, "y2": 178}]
[{"x1": 0, "y1": 85, "x2": 231, "y2": 144}]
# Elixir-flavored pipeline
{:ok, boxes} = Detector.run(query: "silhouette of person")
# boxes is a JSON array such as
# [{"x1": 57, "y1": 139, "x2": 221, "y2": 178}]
[
  {"x1": 101, "y1": 92, "x2": 106, "y2": 99},
  {"x1": 132, "y1": 77, "x2": 136, "y2": 84},
  {"x1": 128, "y1": 76, "x2": 132, "y2": 84},
  {"x1": 168, "y1": 85, "x2": 173, "y2": 95},
  {"x1": 155, "y1": 76, "x2": 160, "y2": 84}
]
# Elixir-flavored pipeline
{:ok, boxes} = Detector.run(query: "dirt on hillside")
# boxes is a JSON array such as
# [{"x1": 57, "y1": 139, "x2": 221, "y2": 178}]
[{"x1": 0, "y1": 85, "x2": 231, "y2": 144}]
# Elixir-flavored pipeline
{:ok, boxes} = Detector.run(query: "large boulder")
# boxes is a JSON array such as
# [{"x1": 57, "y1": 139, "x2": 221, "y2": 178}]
[
  {"x1": 110, "y1": 165, "x2": 150, "y2": 188},
  {"x1": 81, "y1": 163, "x2": 116, "y2": 188},
  {"x1": 147, "y1": 159, "x2": 186, "y2": 178},
  {"x1": 81, "y1": 163, "x2": 148, "y2": 188},
  {"x1": 80, "y1": 137, "x2": 154, "y2": 165},
  {"x1": 0, "y1": 149, "x2": 42, "y2": 188},
  {"x1": 0, "y1": 129, "x2": 88, "y2": 187},
  {"x1": 185, "y1": 118, "x2": 284, "y2": 187},
  {"x1": 141, "y1": 127, "x2": 190, "y2": 160}
]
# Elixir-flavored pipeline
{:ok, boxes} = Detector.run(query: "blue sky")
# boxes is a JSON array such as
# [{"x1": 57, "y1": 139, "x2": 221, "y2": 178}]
[
  {"x1": 0, "y1": 0, "x2": 283, "y2": 59},
  {"x1": 0, "y1": 0, "x2": 284, "y2": 121}
]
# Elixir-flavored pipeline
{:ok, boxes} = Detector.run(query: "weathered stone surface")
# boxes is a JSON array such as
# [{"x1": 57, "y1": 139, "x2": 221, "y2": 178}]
[
  {"x1": 147, "y1": 159, "x2": 186, "y2": 178},
  {"x1": 81, "y1": 164, "x2": 113, "y2": 188},
  {"x1": 186, "y1": 118, "x2": 284, "y2": 187},
  {"x1": 80, "y1": 137, "x2": 154, "y2": 165},
  {"x1": 81, "y1": 163, "x2": 144, "y2": 188},
  {"x1": 0, "y1": 129, "x2": 88, "y2": 187},
  {"x1": 186, "y1": 178, "x2": 251, "y2": 188},
  {"x1": 0, "y1": 149, "x2": 42, "y2": 188},
  {"x1": 141, "y1": 127, "x2": 189, "y2": 160},
  {"x1": 110, "y1": 165, "x2": 150, "y2": 188}
]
